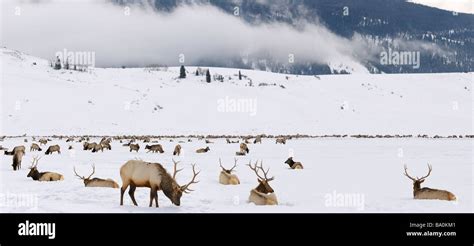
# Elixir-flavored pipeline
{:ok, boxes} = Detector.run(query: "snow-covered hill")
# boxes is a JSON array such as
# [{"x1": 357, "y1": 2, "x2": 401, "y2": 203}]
[{"x1": 1, "y1": 48, "x2": 472, "y2": 136}]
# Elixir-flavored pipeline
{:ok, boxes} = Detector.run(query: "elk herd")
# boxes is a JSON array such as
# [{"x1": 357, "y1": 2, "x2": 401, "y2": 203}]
[{"x1": 1, "y1": 135, "x2": 458, "y2": 210}]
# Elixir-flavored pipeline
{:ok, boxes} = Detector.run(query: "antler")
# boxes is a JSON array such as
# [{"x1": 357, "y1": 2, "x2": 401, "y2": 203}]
[
  {"x1": 73, "y1": 166, "x2": 84, "y2": 180},
  {"x1": 418, "y1": 164, "x2": 432, "y2": 181},
  {"x1": 87, "y1": 164, "x2": 96, "y2": 180},
  {"x1": 219, "y1": 158, "x2": 238, "y2": 173},
  {"x1": 180, "y1": 164, "x2": 200, "y2": 193},
  {"x1": 172, "y1": 159, "x2": 183, "y2": 180},
  {"x1": 247, "y1": 160, "x2": 273, "y2": 181},
  {"x1": 403, "y1": 164, "x2": 417, "y2": 181},
  {"x1": 30, "y1": 156, "x2": 41, "y2": 169}
]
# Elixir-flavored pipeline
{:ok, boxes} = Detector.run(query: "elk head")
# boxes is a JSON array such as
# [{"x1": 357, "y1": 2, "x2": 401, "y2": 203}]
[
  {"x1": 167, "y1": 159, "x2": 200, "y2": 206},
  {"x1": 219, "y1": 158, "x2": 237, "y2": 174},
  {"x1": 27, "y1": 156, "x2": 41, "y2": 178},
  {"x1": 247, "y1": 160, "x2": 275, "y2": 193},
  {"x1": 73, "y1": 165, "x2": 96, "y2": 185},
  {"x1": 404, "y1": 164, "x2": 432, "y2": 192}
]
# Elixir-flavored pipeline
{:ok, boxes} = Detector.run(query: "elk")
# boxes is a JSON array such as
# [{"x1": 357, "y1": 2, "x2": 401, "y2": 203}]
[
  {"x1": 92, "y1": 143, "x2": 104, "y2": 153},
  {"x1": 68, "y1": 145, "x2": 73, "y2": 150},
  {"x1": 145, "y1": 144, "x2": 164, "y2": 153},
  {"x1": 39, "y1": 138, "x2": 48, "y2": 145},
  {"x1": 27, "y1": 157, "x2": 64, "y2": 181},
  {"x1": 12, "y1": 150, "x2": 24, "y2": 171},
  {"x1": 4, "y1": 145, "x2": 26, "y2": 155},
  {"x1": 275, "y1": 137, "x2": 286, "y2": 144},
  {"x1": 73, "y1": 165, "x2": 119, "y2": 188},
  {"x1": 196, "y1": 146, "x2": 210, "y2": 153},
  {"x1": 129, "y1": 143, "x2": 140, "y2": 152},
  {"x1": 205, "y1": 139, "x2": 214, "y2": 144},
  {"x1": 120, "y1": 159, "x2": 200, "y2": 207},
  {"x1": 173, "y1": 144, "x2": 181, "y2": 156},
  {"x1": 403, "y1": 164, "x2": 456, "y2": 201},
  {"x1": 254, "y1": 136, "x2": 262, "y2": 144},
  {"x1": 219, "y1": 158, "x2": 240, "y2": 185},
  {"x1": 45, "y1": 144, "x2": 61, "y2": 155},
  {"x1": 247, "y1": 160, "x2": 278, "y2": 205},
  {"x1": 240, "y1": 143, "x2": 249, "y2": 154},
  {"x1": 30, "y1": 143, "x2": 42, "y2": 152},
  {"x1": 284, "y1": 157, "x2": 304, "y2": 169},
  {"x1": 66, "y1": 137, "x2": 75, "y2": 142}
]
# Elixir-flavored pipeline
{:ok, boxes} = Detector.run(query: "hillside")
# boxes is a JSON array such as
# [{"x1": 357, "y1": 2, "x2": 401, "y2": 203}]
[{"x1": 1, "y1": 48, "x2": 472, "y2": 136}]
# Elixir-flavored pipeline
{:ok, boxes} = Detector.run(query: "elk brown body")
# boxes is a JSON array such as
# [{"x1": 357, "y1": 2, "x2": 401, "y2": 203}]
[
  {"x1": 275, "y1": 138, "x2": 286, "y2": 144},
  {"x1": 247, "y1": 161, "x2": 278, "y2": 205},
  {"x1": 145, "y1": 144, "x2": 164, "y2": 153},
  {"x1": 12, "y1": 150, "x2": 24, "y2": 171},
  {"x1": 45, "y1": 145, "x2": 61, "y2": 155},
  {"x1": 173, "y1": 144, "x2": 181, "y2": 156},
  {"x1": 30, "y1": 143, "x2": 42, "y2": 152},
  {"x1": 254, "y1": 136, "x2": 262, "y2": 144},
  {"x1": 239, "y1": 143, "x2": 249, "y2": 154},
  {"x1": 404, "y1": 164, "x2": 456, "y2": 201},
  {"x1": 4, "y1": 145, "x2": 26, "y2": 155},
  {"x1": 196, "y1": 146, "x2": 210, "y2": 153},
  {"x1": 219, "y1": 158, "x2": 240, "y2": 185},
  {"x1": 74, "y1": 165, "x2": 119, "y2": 188},
  {"x1": 129, "y1": 144, "x2": 140, "y2": 152}
]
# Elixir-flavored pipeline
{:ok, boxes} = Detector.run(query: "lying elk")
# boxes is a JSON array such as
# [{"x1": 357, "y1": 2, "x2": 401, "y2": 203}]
[
  {"x1": 240, "y1": 143, "x2": 249, "y2": 154},
  {"x1": 45, "y1": 144, "x2": 61, "y2": 155},
  {"x1": 66, "y1": 137, "x2": 75, "y2": 142},
  {"x1": 275, "y1": 137, "x2": 286, "y2": 144},
  {"x1": 12, "y1": 149, "x2": 25, "y2": 171},
  {"x1": 284, "y1": 157, "x2": 304, "y2": 169},
  {"x1": 129, "y1": 143, "x2": 140, "y2": 152},
  {"x1": 120, "y1": 159, "x2": 199, "y2": 207},
  {"x1": 145, "y1": 144, "x2": 164, "y2": 153},
  {"x1": 27, "y1": 156, "x2": 64, "y2": 181},
  {"x1": 247, "y1": 161, "x2": 278, "y2": 205},
  {"x1": 30, "y1": 143, "x2": 42, "y2": 152},
  {"x1": 205, "y1": 139, "x2": 214, "y2": 144},
  {"x1": 74, "y1": 165, "x2": 119, "y2": 188},
  {"x1": 219, "y1": 158, "x2": 240, "y2": 185},
  {"x1": 404, "y1": 164, "x2": 456, "y2": 201},
  {"x1": 173, "y1": 144, "x2": 181, "y2": 156},
  {"x1": 4, "y1": 145, "x2": 25, "y2": 155},
  {"x1": 196, "y1": 146, "x2": 210, "y2": 153}
]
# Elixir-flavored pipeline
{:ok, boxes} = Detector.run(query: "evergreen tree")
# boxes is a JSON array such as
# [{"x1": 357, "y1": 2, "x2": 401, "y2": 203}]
[
  {"x1": 179, "y1": 65, "x2": 186, "y2": 78},
  {"x1": 206, "y1": 70, "x2": 211, "y2": 83}
]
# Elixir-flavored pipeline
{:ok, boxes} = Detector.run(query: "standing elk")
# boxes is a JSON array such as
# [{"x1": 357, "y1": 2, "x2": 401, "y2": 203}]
[
  {"x1": 4, "y1": 145, "x2": 25, "y2": 155},
  {"x1": 39, "y1": 138, "x2": 48, "y2": 145},
  {"x1": 27, "y1": 156, "x2": 64, "y2": 181},
  {"x1": 12, "y1": 149, "x2": 24, "y2": 171},
  {"x1": 275, "y1": 137, "x2": 286, "y2": 144},
  {"x1": 119, "y1": 159, "x2": 199, "y2": 207},
  {"x1": 129, "y1": 143, "x2": 140, "y2": 152},
  {"x1": 73, "y1": 165, "x2": 119, "y2": 188},
  {"x1": 247, "y1": 160, "x2": 278, "y2": 205},
  {"x1": 219, "y1": 158, "x2": 240, "y2": 185},
  {"x1": 30, "y1": 143, "x2": 42, "y2": 152},
  {"x1": 403, "y1": 164, "x2": 456, "y2": 201},
  {"x1": 254, "y1": 136, "x2": 262, "y2": 144},
  {"x1": 45, "y1": 145, "x2": 61, "y2": 155},
  {"x1": 284, "y1": 157, "x2": 304, "y2": 169},
  {"x1": 196, "y1": 146, "x2": 210, "y2": 153},
  {"x1": 173, "y1": 144, "x2": 181, "y2": 156},
  {"x1": 145, "y1": 144, "x2": 164, "y2": 153}
]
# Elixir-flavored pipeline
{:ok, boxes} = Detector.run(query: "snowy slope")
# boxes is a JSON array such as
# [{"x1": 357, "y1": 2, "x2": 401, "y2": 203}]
[{"x1": 1, "y1": 48, "x2": 472, "y2": 136}]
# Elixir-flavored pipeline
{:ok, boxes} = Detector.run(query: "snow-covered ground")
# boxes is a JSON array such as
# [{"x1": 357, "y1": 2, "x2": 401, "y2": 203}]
[
  {"x1": 1, "y1": 48, "x2": 472, "y2": 136},
  {"x1": 0, "y1": 137, "x2": 472, "y2": 213},
  {"x1": 0, "y1": 48, "x2": 472, "y2": 213}
]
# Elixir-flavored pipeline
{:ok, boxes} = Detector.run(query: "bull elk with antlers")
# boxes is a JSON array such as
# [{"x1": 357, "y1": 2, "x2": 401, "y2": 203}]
[
  {"x1": 27, "y1": 157, "x2": 64, "y2": 181},
  {"x1": 219, "y1": 158, "x2": 240, "y2": 185},
  {"x1": 120, "y1": 159, "x2": 199, "y2": 207},
  {"x1": 403, "y1": 164, "x2": 456, "y2": 201},
  {"x1": 247, "y1": 161, "x2": 278, "y2": 205},
  {"x1": 74, "y1": 165, "x2": 119, "y2": 188}
]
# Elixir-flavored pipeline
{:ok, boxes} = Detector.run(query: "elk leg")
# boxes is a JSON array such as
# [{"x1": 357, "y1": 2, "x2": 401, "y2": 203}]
[
  {"x1": 155, "y1": 190, "x2": 159, "y2": 208},
  {"x1": 128, "y1": 184, "x2": 138, "y2": 206},
  {"x1": 149, "y1": 188, "x2": 156, "y2": 207},
  {"x1": 120, "y1": 183, "x2": 129, "y2": 206}
]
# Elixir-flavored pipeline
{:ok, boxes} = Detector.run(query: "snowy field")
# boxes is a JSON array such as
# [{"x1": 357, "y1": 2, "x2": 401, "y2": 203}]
[
  {"x1": 0, "y1": 137, "x2": 472, "y2": 213},
  {"x1": 0, "y1": 49, "x2": 472, "y2": 213}
]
